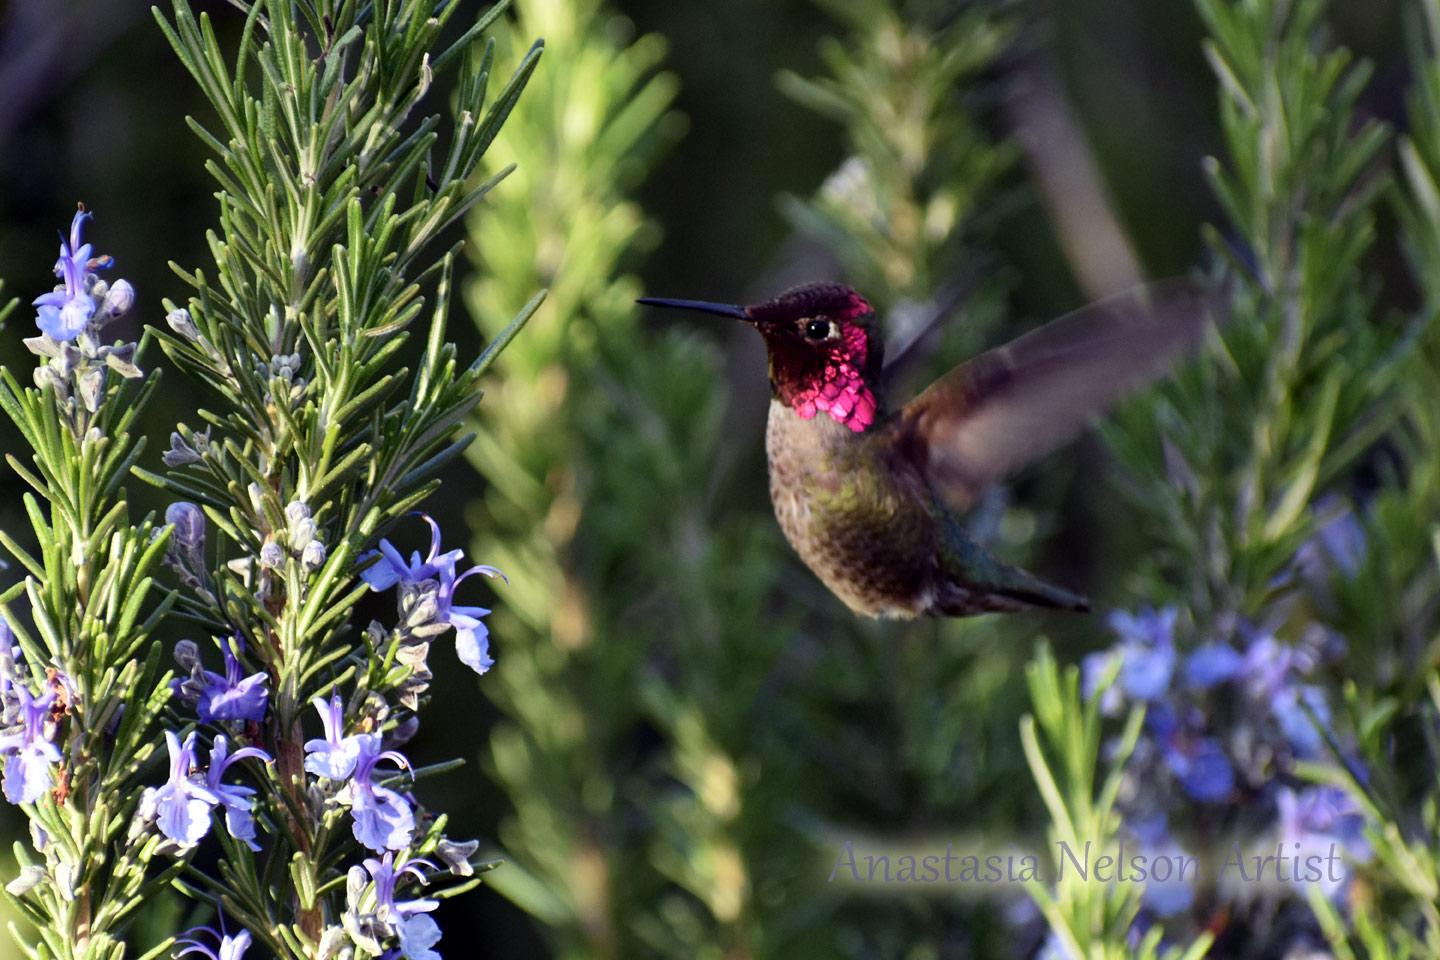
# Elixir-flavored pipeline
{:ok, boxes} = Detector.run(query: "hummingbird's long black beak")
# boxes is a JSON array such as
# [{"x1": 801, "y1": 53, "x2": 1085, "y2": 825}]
[{"x1": 636, "y1": 297, "x2": 750, "y2": 321}]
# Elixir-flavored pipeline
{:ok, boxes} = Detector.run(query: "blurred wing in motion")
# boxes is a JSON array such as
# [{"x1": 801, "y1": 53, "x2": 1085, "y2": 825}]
[{"x1": 897, "y1": 279, "x2": 1220, "y2": 512}]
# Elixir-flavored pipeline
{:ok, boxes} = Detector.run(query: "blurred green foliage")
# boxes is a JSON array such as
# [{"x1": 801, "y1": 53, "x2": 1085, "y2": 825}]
[{"x1": 5, "y1": 0, "x2": 1440, "y2": 957}]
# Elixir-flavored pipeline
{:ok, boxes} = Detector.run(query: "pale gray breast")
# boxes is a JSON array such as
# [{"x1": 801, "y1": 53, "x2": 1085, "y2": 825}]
[
  {"x1": 764, "y1": 400, "x2": 843, "y2": 551},
  {"x1": 763, "y1": 400, "x2": 938, "y2": 617}
]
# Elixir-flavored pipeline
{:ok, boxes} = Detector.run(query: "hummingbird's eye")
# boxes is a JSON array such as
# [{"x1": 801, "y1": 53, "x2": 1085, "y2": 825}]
[{"x1": 804, "y1": 319, "x2": 834, "y2": 341}]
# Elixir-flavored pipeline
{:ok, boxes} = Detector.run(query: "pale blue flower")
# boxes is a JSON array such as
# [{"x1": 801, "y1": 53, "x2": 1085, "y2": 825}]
[
  {"x1": 1183, "y1": 643, "x2": 1243, "y2": 689},
  {"x1": 347, "y1": 854, "x2": 439, "y2": 957},
  {"x1": 348, "y1": 737, "x2": 415, "y2": 852},
  {"x1": 196, "y1": 637, "x2": 269, "y2": 723},
  {"x1": 1276, "y1": 786, "x2": 1370, "y2": 900},
  {"x1": 361, "y1": 514, "x2": 505, "y2": 675},
  {"x1": 359, "y1": 514, "x2": 463, "y2": 590},
  {"x1": 1094, "y1": 607, "x2": 1177, "y2": 702},
  {"x1": 0, "y1": 616, "x2": 20, "y2": 723},
  {"x1": 1273, "y1": 684, "x2": 1332, "y2": 757},
  {"x1": 362, "y1": 853, "x2": 438, "y2": 918},
  {"x1": 436, "y1": 561, "x2": 503, "y2": 675},
  {"x1": 397, "y1": 915, "x2": 442, "y2": 960},
  {"x1": 32, "y1": 210, "x2": 101, "y2": 341},
  {"x1": 1167, "y1": 737, "x2": 1234, "y2": 802},
  {"x1": 303, "y1": 693, "x2": 372, "y2": 780},
  {"x1": 307, "y1": 695, "x2": 415, "y2": 850},
  {"x1": 203, "y1": 735, "x2": 270, "y2": 851},
  {"x1": 0, "y1": 684, "x2": 61, "y2": 804},
  {"x1": 142, "y1": 731, "x2": 220, "y2": 848},
  {"x1": 173, "y1": 922, "x2": 252, "y2": 960},
  {"x1": 1241, "y1": 634, "x2": 1313, "y2": 698},
  {"x1": 1146, "y1": 706, "x2": 1235, "y2": 803}
]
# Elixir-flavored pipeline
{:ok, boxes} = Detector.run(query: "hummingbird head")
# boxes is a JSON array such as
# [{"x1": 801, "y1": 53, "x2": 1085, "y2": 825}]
[{"x1": 638, "y1": 282, "x2": 882, "y2": 432}]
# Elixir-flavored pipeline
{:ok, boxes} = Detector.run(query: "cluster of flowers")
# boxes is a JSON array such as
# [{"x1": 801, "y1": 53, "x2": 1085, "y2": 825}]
[
  {"x1": 0, "y1": 620, "x2": 65, "y2": 807},
  {"x1": 1060, "y1": 505, "x2": 1372, "y2": 950},
  {"x1": 140, "y1": 511, "x2": 499, "y2": 959},
  {"x1": 14, "y1": 209, "x2": 505, "y2": 958},
  {"x1": 25, "y1": 208, "x2": 141, "y2": 418}
]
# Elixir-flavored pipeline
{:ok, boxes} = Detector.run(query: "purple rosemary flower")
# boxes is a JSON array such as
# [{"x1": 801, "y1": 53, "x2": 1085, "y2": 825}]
[
  {"x1": 1276, "y1": 786, "x2": 1370, "y2": 900},
  {"x1": 1165, "y1": 736, "x2": 1235, "y2": 803},
  {"x1": 1182, "y1": 642, "x2": 1243, "y2": 689},
  {"x1": 0, "y1": 684, "x2": 61, "y2": 804},
  {"x1": 361, "y1": 853, "x2": 438, "y2": 919},
  {"x1": 1240, "y1": 634, "x2": 1315, "y2": 700},
  {"x1": 140, "y1": 731, "x2": 220, "y2": 849},
  {"x1": 361, "y1": 514, "x2": 506, "y2": 675},
  {"x1": 173, "y1": 922, "x2": 252, "y2": 960},
  {"x1": 436, "y1": 560, "x2": 503, "y2": 675},
  {"x1": 396, "y1": 914, "x2": 442, "y2": 960},
  {"x1": 204, "y1": 736, "x2": 270, "y2": 851},
  {"x1": 166, "y1": 501, "x2": 206, "y2": 553},
  {"x1": 1272, "y1": 683, "x2": 1332, "y2": 757},
  {"x1": 1083, "y1": 607, "x2": 1178, "y2": 711},
  {"x1": 306, "y1": 695, "x2": 414, "y2": 850},
  {"x1": 359, "y1": 514, "x2": 464, "y2": 590},
  {"x1": 1128, "y1": 814, "x2": 1196, "y2": 917},
  {"x1": 304, "y1": 693, "x2": 373, "y2": 780},
  {"x1": 197, "y1": 637, "x2": 269, "y2": 723},
  {"x1": 1146, "y1": 705, "x2": 1235, "y2": 803},
  {"x1": 0, "y1": 618, "x2": 27, "y2": 725},
  {"x1": 345, "y1": 854, "x2": 440, "y2": 959},
  {"x1": 33, "y1": 210, "x2": 102, "y2": 341},
  {"x1": 1108, "y1": 607, "x2": 1178, "y2": 700},
  {"x1": 346, "y1": 737, "x2": 415, "y2": 852}
]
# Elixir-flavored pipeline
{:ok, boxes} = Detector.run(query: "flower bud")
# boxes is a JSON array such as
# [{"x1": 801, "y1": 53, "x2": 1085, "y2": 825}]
[
  {"x1": 316, "y1": 927, "x2": 350, "y2": 960},
  {"x1": 173, "y1": 639, "x2": 201, "y2": 672},
  {"x1": 163, "y1": 432, "x2": 202, "y2": 468},
  {"x1": 5, "y1": 866, "x2": 46, "y2": 896},
  {"x1": 100, "y1": 279, "x2": 135, "y2": 319},
  {"x1": 435, "y1": 837, "x2": 480, "y2": 876},
  {"x1": 166, "y1": 308, "x2": 199, "y2": 340},
  {"x1": 385, "y1": 715, "x2": 419, "y2": 749},
  {"x1": 259, "y1": 540, "x2": 285, "y2": 569},
  {"x1": 165, "y1": 502, "x2": 206, "y2": 551},
  {"x1": 32, "y1": 366, "x2": 63, "y2": 393},
  {"x1": 75, "y1": 366, "x2": 105, "y2": 413},
  {"x1": 302, "y1": 539, "x2": 327, "y2": 570},
  {"x1": 295, "y1": 518, "x2": 319, "y2": 545}
]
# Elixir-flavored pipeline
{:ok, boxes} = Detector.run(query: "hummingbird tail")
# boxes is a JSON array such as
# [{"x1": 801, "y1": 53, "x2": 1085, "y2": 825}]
[
  {"x1": 933, "y1": 552, "x2": 1092, "y2": 616},
  {"x1": 934, "y1": 577, "x2": 1092, "y2": 616},
  {"x1": 991, "y1": 578, "x2": 1092, "y2": 614}
]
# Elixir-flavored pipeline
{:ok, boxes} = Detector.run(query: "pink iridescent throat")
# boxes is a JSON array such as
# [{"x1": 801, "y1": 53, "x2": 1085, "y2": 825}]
[{"x1": 774, "y1": 321, "x2": 877, "y2": 433}]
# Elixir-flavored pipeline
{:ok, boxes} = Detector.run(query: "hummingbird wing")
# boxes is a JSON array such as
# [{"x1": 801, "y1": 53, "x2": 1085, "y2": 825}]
[{"x1": 895, "y1": 279, "x2": 1218, "y2": 512}]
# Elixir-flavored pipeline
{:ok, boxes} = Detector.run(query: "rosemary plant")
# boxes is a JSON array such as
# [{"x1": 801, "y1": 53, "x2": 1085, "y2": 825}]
[
  {"x1": 0, "y1": 213, "x2": 175, "y2": 960},
  {"x1": 0, "y1": 1, "x2": 543, "y2": 957},
  {"x1": 1026, "y1": 0, "x2": 1400, "y2": 954}
]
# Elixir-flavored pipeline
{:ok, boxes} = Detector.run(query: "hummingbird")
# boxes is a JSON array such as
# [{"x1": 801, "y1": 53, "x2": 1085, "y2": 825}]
[{"x1": 638, "y1": 281, "x2": 1215, "y2": 618}]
